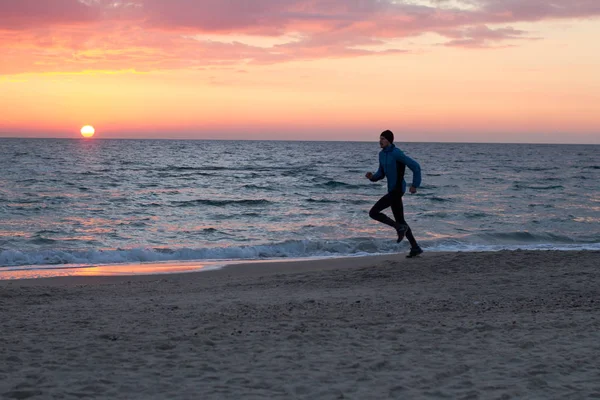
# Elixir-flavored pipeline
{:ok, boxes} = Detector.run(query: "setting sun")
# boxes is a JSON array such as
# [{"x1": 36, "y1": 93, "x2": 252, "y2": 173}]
[{"x1": 80, "y1": 125, "x2": 95, "y2": 138}]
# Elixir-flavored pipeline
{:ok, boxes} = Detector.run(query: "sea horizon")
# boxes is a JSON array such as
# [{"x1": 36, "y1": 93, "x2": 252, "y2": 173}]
[{"x1": 1, "y1": 136, "x2": 599, "y2": 146}]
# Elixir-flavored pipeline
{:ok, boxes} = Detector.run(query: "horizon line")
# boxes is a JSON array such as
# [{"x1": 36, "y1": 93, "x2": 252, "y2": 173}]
[{"x1": 0, "y1": 136, "x2": 598, "y2": 146}]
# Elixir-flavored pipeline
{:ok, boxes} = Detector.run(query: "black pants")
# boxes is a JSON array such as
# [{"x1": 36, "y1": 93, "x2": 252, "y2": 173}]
[{"x1": 369, "y1": 190, "x2": 418, "y2": 248}]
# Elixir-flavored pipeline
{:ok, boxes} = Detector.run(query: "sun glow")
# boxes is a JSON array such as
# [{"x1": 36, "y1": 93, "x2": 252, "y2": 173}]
[{"x1": 80, "y1": 125, "x2": 95, "y2": 138}]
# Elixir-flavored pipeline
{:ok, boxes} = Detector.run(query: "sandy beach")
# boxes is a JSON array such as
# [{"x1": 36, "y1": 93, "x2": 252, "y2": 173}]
[{"x1": 1, "y1": 250, "x2": 599, "y2": 399}]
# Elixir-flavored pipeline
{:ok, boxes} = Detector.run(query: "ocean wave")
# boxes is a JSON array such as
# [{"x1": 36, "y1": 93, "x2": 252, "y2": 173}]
[
  {"x1": 156, "y1": 172, "x2": 214, "y2": 178},
  {"x1": 242, "y1": 184, "x2": 278, "y2": 191},
  {"x1": 34, "y1": 229, "x2": 64, "y2": 235},
  {"x1": 161, "y1": 166, "x2": 205, "y2": 171},
  {"x1": 528, "y1": 203, "x2": 554, "y2": 208},
  {"x1": 474, "y1": 231, "x2": 578, "y2": 243},
  {"x1": 281, "y1": 170, "x2": 304, "y2": 177},
  {"x1": 0, "y1": 239, "x2": 391, "y2": 267},
  {"x1": 139, "y1": 202, "x2": 163, "y2": 208},
  {"x1": 428, "y1": 242, "x2": 600, "y2": 253},
  {"x1": 7, "y1": 197, "x2": 38, "y2": 204},
  {"x1": 424, "y1": 196, "x2": 452, "y2": 202},
  {"x1": 181, "y1": 227, "x2": 224, "y2": 235},
  {"x1": 306, "y1": 198, "x2": 336, "y2": 204},
  {"x1": 156, "y1": 166, "x2": 232, "y2": 173},
  {"x1": 29, "y1": 237, "x2": 57, "y2": 245},
  {"x1": 464, "y1": 212, "x2": 487, "y2": 219},
  {"x1": 171, "y1": 199, "x2": 272, "y2": 207},
  {"x1": 345, "y1": 199, "x2": 371, "y2": 205},
  {"x1": 514, "y1": 184, "x2": 564, "y2": 190},
  {"x1": 2, "y1": 236, "x2": 599, "y2": 268},
  {"x1": 317, "y1": 180, "x2": 361, "y2": 189},
  {"x1": 521, "y1": 167, "x2": 560, "y2": 171},
  {"x1": 419, "y1": 211, "x2": 449, "y2": 218},
  {"x1": 211, "y1": 212, "x2": 262, "y2": 219}
]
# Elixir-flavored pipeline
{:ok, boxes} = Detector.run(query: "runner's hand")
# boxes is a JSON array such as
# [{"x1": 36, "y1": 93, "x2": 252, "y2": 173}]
[
  {"x1": 409, "y1": 185, "x2": 417, "y2": 194},
  {"x1": 365, "y1": 172, "x2": 373, "y2": 180}
]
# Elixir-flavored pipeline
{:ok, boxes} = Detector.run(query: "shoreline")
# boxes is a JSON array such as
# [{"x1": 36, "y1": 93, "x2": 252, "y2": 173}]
[
  {"x1": 0, "y1": 248, "x2": 597, "y2": 284},
  {"x1": 3, "y1": 243, "x2": 599, "y2": 281},
  {"x1": 0, "y1": 252, "x2": 409, "y2": 284},
  {"x1": 0, "y1": 248, "x2": 597, "y2": 285}
]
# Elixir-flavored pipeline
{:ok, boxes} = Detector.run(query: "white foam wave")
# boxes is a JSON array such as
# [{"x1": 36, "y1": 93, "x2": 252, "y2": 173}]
[
  {"x1": 1, "y1": 239, "x2": 599, "y2": 269},
  {"x1": 427, "y1": 242, "x2": 600, "y2": 252},
  {"x1": 0, "y1": 239, "x2": 391, "y2": 268}
]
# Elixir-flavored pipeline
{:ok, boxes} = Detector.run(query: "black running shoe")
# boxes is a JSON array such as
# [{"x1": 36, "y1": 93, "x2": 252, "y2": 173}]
[
  {"x1": 396, "y1": 224, "x2": 408, "y2": 243},
  {"x1": 406, "y1": 246, "x2": 423, "y2": 258}
]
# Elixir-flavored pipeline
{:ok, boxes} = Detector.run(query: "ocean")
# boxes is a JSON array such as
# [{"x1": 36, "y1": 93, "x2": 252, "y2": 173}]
[{"x1": 1, "y1": 138, "x2": 599, "y2": 273}]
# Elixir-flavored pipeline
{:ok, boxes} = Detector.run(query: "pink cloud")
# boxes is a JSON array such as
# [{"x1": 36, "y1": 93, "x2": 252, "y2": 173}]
[
  {"x1": 140, "y1": 0, "x2": 394, "y2": 31},
  {"x1": 137, "y1": 0, "x2": 600, "y2": 36},
  {"x1": 0, "y1": 0, "x2": 599, "y2": 73},
  {"x1": 481, "y1": 0, "x2": 600, "y2": 21},
  {"x1": 440, "y1": 25, "x2": 531, "y2": 48},
  {"x1": 0, "y1": 0, "x2": 101, "y2": 29}
]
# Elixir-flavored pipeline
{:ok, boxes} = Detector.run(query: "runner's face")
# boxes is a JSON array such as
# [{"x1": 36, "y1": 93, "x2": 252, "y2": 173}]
[{"x1": 379, "y1": 136, "x2": 389, "y2": 148}]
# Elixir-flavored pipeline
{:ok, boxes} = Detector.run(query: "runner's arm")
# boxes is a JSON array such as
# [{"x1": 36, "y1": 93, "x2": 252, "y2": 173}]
[
  {"x1": 370, "y1": 163, "x2": 385, "y2": 181},
  {"x1": 394, "y1": 151, "x2": 421, "y2": 188}
]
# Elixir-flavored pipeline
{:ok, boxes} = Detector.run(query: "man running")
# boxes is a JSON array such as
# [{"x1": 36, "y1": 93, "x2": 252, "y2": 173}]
[{"x1": 365, "y1": 130, "x2": 423, "y2": 258}]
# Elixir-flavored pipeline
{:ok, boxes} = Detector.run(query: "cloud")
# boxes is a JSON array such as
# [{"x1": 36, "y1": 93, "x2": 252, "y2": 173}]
[
  {"x1": 0, "y1": 0, "x2": 102, "y2": 29},
  {"x1": 440, "y1": 25, "x2": 531, "y2": 48},
  {"x1": 481, "y1": 0, "x2": 600, "y2": 21},
  {"x1": 0, "y1": 0, "x2": 599, "y2": 73}
]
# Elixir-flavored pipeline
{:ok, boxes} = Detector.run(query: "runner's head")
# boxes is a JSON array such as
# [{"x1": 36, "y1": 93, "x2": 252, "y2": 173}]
[{"x1": 379, "y1": 130, "x2": 394, "y2": 148}]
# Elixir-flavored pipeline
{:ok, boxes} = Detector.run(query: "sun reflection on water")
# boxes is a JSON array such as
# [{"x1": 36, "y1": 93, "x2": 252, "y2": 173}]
[{"x1": 0, "y1": 262, "x2": 209, "y2": 280}]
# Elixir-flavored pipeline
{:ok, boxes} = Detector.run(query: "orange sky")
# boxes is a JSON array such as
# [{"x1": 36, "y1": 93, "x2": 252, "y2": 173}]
[{"x1": 1, "y1": 0, "x2": 599, "y2": 143}]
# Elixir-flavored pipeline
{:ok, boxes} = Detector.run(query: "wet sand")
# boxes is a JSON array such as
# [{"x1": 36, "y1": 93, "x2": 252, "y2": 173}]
[{"x1": 1, "y1": 250, "x2": 599, "y2": 399}]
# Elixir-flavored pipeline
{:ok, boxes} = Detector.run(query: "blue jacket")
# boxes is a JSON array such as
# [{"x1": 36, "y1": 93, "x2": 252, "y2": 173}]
[{"x1": 371, "y1": 144, "x2": 421, "y2": 193}]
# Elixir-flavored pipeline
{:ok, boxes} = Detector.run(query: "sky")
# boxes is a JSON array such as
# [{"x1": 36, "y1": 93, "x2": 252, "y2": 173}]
[{"x1": 0, "y1": 0, "x2": 599, "y2": 143}]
